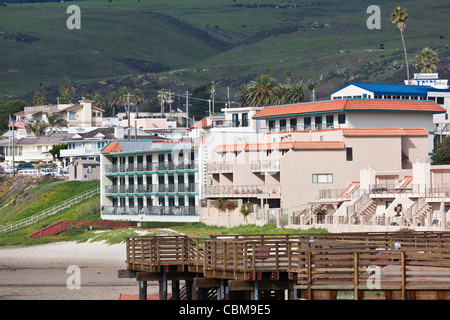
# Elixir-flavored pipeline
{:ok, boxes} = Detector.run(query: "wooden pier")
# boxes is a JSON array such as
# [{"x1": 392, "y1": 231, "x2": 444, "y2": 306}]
[{"x1": 119, "y1": 232, "x2": 450, "y2": 300}]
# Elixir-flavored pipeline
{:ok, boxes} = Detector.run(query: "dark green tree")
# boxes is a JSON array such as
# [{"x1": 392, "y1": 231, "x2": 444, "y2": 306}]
[
  {"x1": 59, "y1": 77, "x2": 74, "y2": 104},
  {"x1": 431, "y1": 136, "x2": 450, "y2": 165}
]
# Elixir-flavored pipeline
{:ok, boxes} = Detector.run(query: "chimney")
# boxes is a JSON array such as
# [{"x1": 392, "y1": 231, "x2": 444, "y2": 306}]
[{"x1": 114, "y1": 126, "x2": 124, "y2": 139}]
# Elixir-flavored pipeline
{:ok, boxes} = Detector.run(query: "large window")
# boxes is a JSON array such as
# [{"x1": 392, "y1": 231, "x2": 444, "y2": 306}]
[
  {"x1": 338, "y1": 114, "x2": 346, "y2": 124},
  {"x1": 312, "y1": 173, "x2": 333, "y2": 184}
]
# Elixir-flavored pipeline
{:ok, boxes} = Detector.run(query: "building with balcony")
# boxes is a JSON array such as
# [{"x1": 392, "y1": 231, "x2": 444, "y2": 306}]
[
  {"x1": 200, "y1": 98, "x2": 445, "y2": 228},
  {"x1": 330, "y1": 79, "x2": 450, "y2": 145},
  {"x1": 100, "y1": 140, "x2": 200, "y2": 223}
]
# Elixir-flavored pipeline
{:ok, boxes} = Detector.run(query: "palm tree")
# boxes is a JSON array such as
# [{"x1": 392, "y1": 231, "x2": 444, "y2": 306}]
[
  {"x1": 26, "y1": 120, "x2": 49, "y2": 137},
  {"x1": 32, "y1": 91, "x2": 47, "y2": 106},
  {"x1": 237, "y1": 74, "x2": 278, "y2": 107},
  {"x1": 157, "y1": 89, "x2": 170, "y2": 116},
  {"x1": 391, "y1": 7, "x2": 410, "y2": 80},
  {"x1": 93, "y1": 93, "x2": 106, "y2": 109},
  {"x1": 415, "y1": 47, "x2": 440, "y2": 73},
  {"x1": 132, "y1": 89, "x2": 144, "y2": 118},
  {"x1": 284, "y1": 84, "x2": 306, "y2": 104},
  {"x1": 46, "y1": 113, "x2": 68, "y2": 132},
  {"x1": 108, "y1": 91, "x2": 120, "y2": 117}
]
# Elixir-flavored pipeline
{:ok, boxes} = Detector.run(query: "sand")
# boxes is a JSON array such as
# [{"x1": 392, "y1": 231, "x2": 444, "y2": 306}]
[{"x1": 0, "y1": 241, "x2": 150, "y2": 300}]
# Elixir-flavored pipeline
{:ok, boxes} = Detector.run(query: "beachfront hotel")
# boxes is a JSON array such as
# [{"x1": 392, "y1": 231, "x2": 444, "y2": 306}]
[{"x1": 99, "y1": 140, "x2": 201, "y2": 223}]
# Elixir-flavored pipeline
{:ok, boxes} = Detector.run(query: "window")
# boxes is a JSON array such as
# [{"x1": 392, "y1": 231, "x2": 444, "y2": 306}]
[
  {"x1": 338, "y1": 114, "x2": 346, "y2": 124},
  {"x1": 268, "y1": 120, "x2": 275, "y2": 131},
  {"x1": 326, "y1": 115, "x2": 334, "y2": 128},
  {"x1": 69, "y1": 112, "x2": 76, "y2": 120},
  {"x1": 315, "y1": 116, "x2": 322, "y2": 130},
  {"x1": 242, "y1": 113, "x2": 248, "y2": 127},
  {"x1": 279, "y1": 119, "x2": 287, "y2": 131},
  {"x1": 290, "y1": 118, "x2": 297, "y2": 131},
  {"x1": 346, "y1": 147, "x2": 353, "y2": 161},
  {"x1": 437, "y1": 97, "x2": 445, "y2": 105},
  {"x1": 312, "y1": 173, "x2": 333, "y2": 184},
  {"x1": 304, "y1": 117, "x2": 311, "y2": 130}
]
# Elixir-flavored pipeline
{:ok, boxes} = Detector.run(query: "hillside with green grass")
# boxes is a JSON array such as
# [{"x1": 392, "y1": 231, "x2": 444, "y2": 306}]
[
  {"x1": 0, "y1": 176, "x2": 100, "y2": 245},
  {"x1": 0, "y1": 0, "x2": 449, "y2": 111}
]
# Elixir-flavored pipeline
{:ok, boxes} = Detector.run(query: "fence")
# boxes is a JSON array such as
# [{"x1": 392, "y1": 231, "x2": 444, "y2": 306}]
[
  {"x1": 125, "y1": 232, "x2": 450, "y2": 295},
  {"x1": 0, "y1": 186, "x2": 100, "y2": 235}
]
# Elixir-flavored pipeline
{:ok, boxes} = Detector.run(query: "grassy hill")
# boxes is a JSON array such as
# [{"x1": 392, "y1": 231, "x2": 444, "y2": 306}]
[{"x1": 0, "y1": 0, "x2": 449, "y2": 106}]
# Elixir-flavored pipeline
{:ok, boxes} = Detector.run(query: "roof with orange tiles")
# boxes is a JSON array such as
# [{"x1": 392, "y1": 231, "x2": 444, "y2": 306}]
[
  {"x1": 342, "y1": 128, "x2": 429, "y2": 136},
  {"x1": 252, "y1": 99, "x2": 445, "y2": 119},
  {"x1": 102, "y1": 141, "x2": 122, "y2": 154},
  {"x1": 293, "y1": 141, "x2": 345, "y2": 149},
  {"x1": 214, "y1": 141, "x2": 345, "y2": 152}
]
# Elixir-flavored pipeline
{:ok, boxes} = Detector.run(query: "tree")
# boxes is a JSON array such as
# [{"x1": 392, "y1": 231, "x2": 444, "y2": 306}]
[
  {"x1": 32, "y1": 91, "x2": 47, "y2": 106},
  {"x1": 26, "y1": 120, "x2": 49, "y2": 137},
  {"x1": 391, "y1": 7, "x2": 410, "y2": 80},
  {"x1": 237, "y1": 75, "x2": 307, "y2": 107},
  {"x1": 49, "y1": 143, "x2": 68, "y2": 161},
  {"x1": 59, "y1": 77, "x2": 74, "y2": 104},
  {"x1": 93, "y1": 93, "x2": 106, "y2": 109},
  {"x1": 0, "y1": 99, "x2": 27, "y2": 131},
  {"x1": 108, "y1": 91, "x2": 120, "y2": 117},
  {"x1": 415, "y1": 47, "x2": 440, "y2": 73},
  {"x1": 45, "y1": 113, "x2": 68, "y2": 132},
  {"x1": 432, "y1": 136, "x2": 450, "y2": 165},
  {"x1": 132, "y1": 89, "x2": 144, "y2": 117}
]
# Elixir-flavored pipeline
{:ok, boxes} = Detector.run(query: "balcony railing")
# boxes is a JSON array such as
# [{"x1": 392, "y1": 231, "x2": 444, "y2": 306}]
[
  {"x1": 211, "y1": 120, "x2": 249, "y2": 128},
  {"x1": 105, "y1": 161, "x2": 198, "y2": 174},
  {"x1": 204, "y1": 184, "x2": 281, "y2": 197},
  {"x1": 268, "y1": 123, "x2": 337, "y2": 133},
  {"x1": 206, "y1": 162, "x2": 233, "y2": 173},
  {"x1": 102, "y1": 206, "x2": 198, "y2": 216},
  {"x1": 105, "y1": 184, "x2": 198, "y2": 194},
  {"x1": 317, "y1": 184, "x2": 450, "y2": 200},
  {"x1": 251, "y1": 160, "x2": 280, "y2": 172}
]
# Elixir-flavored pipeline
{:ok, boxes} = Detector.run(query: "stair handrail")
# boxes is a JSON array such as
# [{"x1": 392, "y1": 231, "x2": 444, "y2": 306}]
[{"x1": 0, "y1": 186, "x2": 100, "y2": 235}]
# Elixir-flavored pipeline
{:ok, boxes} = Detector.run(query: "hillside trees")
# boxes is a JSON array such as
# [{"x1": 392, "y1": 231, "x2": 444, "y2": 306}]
[
  {"x1": 432, "y1": 137, "x2": 450, "y2": 165},
  {"x1": 59, "y1": 77, "x2": 74, "y2": 104},
  {"x1": 237, "y1": 74, "x2": 307, "y2": 107},
  {"x1": 415, "y1": 48, "x2": 440, "y2": 73}
]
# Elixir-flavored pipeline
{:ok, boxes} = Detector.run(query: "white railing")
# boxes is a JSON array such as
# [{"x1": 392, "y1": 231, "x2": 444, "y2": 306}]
[{"x1": 0, "y1": 186, "x2": 100, "y2": 235}]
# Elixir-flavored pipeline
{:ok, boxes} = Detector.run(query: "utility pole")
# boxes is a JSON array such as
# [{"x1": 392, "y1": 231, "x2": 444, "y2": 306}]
[
  {"x1": 9, "y1": 115, "x2": 15, "y2": 177},
  {"x1": 124, "y1": 92, "x2": 134, "y2": 140},
  {"x1": 227, "y1": 86, "x2": 230, "y2": 108},
  {"x1": 208, "y1": 99, "x2": 212, "y2": 117},
  {"x1": 185, "y1": 90, "x2": 191, "y2": 128},
  {"x1": 210, "y1": 81, "x2": 215, "y2": 115}
]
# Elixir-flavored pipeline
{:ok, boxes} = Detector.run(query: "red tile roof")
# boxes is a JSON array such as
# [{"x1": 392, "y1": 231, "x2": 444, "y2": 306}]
[
  {"x1": 214, "y1": 141, "x2": 345, "y2": 152},
  {"x1": 293, "y1": 141, "x2": 345, "y2": 149},
  {"x1": 342, "y1": 128, "x2": 429, "y2": 136},
  {"x1": 252, "y1": 99, "x2": 445, "y2": 119},
  {"x1": 102, "y1": 141, "x2": 122, "y2": 154}
]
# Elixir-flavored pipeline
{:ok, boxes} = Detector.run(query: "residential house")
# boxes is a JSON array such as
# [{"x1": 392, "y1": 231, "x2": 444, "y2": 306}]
[
  {"x1": 68, "y1": 159, "x2": 100, "y2": 181},
  {"x1": 15, "y1": 99, "x2": 104, "y2": 129}
]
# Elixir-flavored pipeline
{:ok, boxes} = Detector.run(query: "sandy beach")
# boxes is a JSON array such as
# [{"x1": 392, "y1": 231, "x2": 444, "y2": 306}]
[{"x1": 0, "y1": 241, "x2": 151, "y2": 300}]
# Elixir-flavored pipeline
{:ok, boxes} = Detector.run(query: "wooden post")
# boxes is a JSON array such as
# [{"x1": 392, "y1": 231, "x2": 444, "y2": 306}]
[
  {"x1": 159, "y1": 273, "x2": 167, "y2": 300},
  {"x1": 185, "y1": 280, "x2": 193, "y2": 300},
  {"x1": 139, "y1": 281, "x2": 147, "y2": 300},
  {"x1": 401, "y1": 251, "x2": 406, "y2": 300},
  {"x1": 172, "y1": 280, "x2": 180, "y2": 300},
  {"x1": 307, "y1": 251, "x2": 312, "y2": 300},
  {"x1": 354, "y1": 252, "x2": 359, "y2": 300}
]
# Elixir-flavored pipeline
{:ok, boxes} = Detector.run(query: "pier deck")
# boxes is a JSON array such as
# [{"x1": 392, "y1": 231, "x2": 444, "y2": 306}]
[{"x1": 119, "y1": 232, "x2": 450, "y2": 300}]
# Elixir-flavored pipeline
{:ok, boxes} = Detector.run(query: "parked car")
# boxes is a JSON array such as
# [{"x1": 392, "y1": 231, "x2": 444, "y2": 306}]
[
  {"x1": 40, "y1": 167, "x2": 57, "y2": 176},
  {"x1": 4, "y1": 165, "x2": 16, "y2": 174},
  {"x1": 17, "y1": 169, "x2": 39, "y2": 175},
  {"x1": 17, "y1": 163, "x2": 35, "y2": 171},
  {"x1": 0, "y1": 165, "x2": 4, "y2": 173}
]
